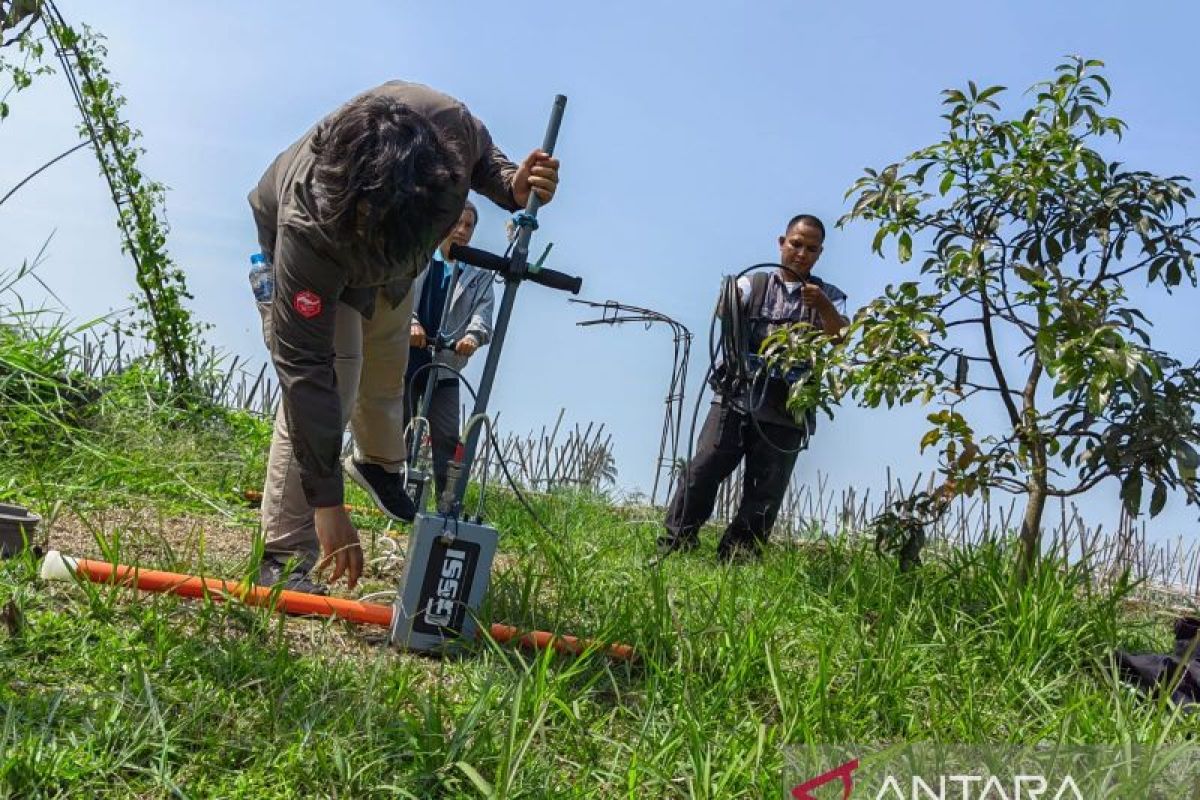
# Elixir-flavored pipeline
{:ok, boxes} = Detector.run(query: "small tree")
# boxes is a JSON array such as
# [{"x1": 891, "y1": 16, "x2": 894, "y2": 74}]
[{"x1": 773, "y1": 57, "x2": 1200, "y2": 579}]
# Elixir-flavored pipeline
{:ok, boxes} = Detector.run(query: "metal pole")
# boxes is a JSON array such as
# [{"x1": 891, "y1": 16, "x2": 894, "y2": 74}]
[{"x1": 445, "y1": 95, "x2": 567, "y2": 513}]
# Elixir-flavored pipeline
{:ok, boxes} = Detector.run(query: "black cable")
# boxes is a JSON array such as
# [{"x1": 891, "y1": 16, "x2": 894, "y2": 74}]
[
  {"x1": 403, "y1": 360, "x2": 570, "y2": 570},
  {"x1": 405, "y1": 357, "x2": 475, "y2": 420},
  {"x1": 482, "y1": 420, "x2": 572, "y2": 571},
  {"x1": 403, "y1": 358, "x2": 476, "y2": 497},
  {"x1": 745, "y1": 377, "x2": 808, "y2": 455},
  {"x1": 710, "y1": 265, "x2": 810, "y2": 455},
  {"x1": 737, "y1": 267, "x2": 822, "y2": 455},
  {"x1": 708, "y1": 263, "x2": 779, "y2": 409},
  {"x1": 475, "y1": 417, "x2": 492, "y2": 520}
]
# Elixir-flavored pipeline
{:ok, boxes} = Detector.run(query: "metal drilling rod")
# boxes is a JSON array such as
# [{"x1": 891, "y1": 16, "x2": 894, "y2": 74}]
[{"x1": 447, "y1": 95, "x2": 568, "y2": 513}]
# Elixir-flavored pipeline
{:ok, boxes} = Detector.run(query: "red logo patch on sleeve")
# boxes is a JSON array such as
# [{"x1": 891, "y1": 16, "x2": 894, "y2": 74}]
[{"x1": 293, "y1": 290, "x2": 323, "y2": 319}]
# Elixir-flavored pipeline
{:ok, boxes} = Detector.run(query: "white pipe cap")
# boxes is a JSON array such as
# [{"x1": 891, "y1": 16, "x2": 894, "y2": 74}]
[{"x1": 40, "y1": 550, "x2": 78, "y2": 582}]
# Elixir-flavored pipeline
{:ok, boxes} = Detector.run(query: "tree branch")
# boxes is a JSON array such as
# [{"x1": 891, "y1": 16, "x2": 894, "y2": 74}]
[
  {"x1": 925, "y1": 338, "x2": 991, "y2": 364},
  {"x1": 1048, "y1": 469, "x2": 1114, "y2": 498},
  {"x1": 992, "y1": 239, "x2": 1042, "y2": 343},
  {"x1": 989, "y1": 301, "x2": 1039, "y2": 339},
  {"x1": 988, "y1": 476, "x2": 1029, "y2": 494},
  {"x1": 980, "y1": 279, "x2": 1023, "y2": 427},
  {"x1": 1, "y1": 0, "x2": 41, "y2": 42},
  {"x1": 0, "y1": 141, "x2": 87, "y2": 208},
  {"x1": 942, "y1": 316, "x2": 984, "y2": 328},
  {"x1": 963, "y1": 381, "x2": 1020, "y2": 395}
]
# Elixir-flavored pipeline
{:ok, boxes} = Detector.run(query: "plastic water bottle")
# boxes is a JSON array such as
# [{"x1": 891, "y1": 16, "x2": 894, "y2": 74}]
[{"x1": 249, "y1": 253, "x2": 273, "y2": 303}]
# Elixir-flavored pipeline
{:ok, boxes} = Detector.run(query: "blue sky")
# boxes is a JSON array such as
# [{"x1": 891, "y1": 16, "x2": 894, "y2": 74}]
[{"x1": 2, "y1": 0, "x2": 1198, "y2": 543}]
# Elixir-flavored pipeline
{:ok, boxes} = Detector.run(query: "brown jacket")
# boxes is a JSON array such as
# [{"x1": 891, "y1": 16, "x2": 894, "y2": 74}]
[{"x1": 249, "y1": 81, "x2": 521, "y2": 507}]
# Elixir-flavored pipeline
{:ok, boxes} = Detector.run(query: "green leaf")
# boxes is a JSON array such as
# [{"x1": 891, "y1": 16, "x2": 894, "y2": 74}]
[
  {"x1": 1149, "y1": 482, "x2": 1167, "y2": 517},
  {"x1": 939, "y1": 170, "x2": 955, "y2": 196},
  {"x1": 1045, "y1": 236, "x2": 1062, "y2": 263},
  {"x1": 898, "y1": 232, "x2": 913, "y2": 263},
  {"x1": 1175, "y1": 442, "x2": 1199, "y2": 481},
  {"x1": 1167, "y1": 260, "x2": 1182, "y2": 286},
  {"x1": 455, "y1": 761, "x2": 495, "y2": 797},
  {"x1": 1035, "y1": 330, "x2": 1055, "y2": 362},
  {"x1": 976, "y1": 85, "x2": 1007, "y2": 103},
  {"x1": 871, "y1": 227, "x2": 888, "y2": 255},
  {"x1": 1120, "y1": 471, "x2": 1143, "y2": 514},
  {"x1": 1013, "y1": 264, "x2": 1043, "y2": 284}
]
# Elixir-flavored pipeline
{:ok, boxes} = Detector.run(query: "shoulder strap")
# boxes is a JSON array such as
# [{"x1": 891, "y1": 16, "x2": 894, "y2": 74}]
[
  {"x1": 740, "y1": 271, "x2": 773, "y2": 353},
  {"x1": 746, "y1": 271, "x2": 771, "y2": 317}
]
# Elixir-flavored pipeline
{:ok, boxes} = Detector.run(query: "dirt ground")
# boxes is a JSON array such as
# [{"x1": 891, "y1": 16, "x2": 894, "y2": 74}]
[
  {"x1": 36, "y1": 504, "x2": 425, "y2": 595},
  {"x1": 44, "y1": 506, "x2": 258, "y2": 570},
  {"x1": 23, "y1": 503, "x2": 522, "y2": 666}
]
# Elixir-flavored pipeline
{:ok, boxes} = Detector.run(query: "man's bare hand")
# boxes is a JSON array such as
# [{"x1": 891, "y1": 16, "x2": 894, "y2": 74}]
[
  {"x1": 455, "y1": 336, "x2": 479, "y2": 357},
  {"x1": 410, "y1": 323, "x2": 427, "y2": 350},
  {"x1": 313, "y1": 505, "x2": 362, "y2": 589},
  {"x1": 801, "y1": 283, "x2": 832, "y2": 311},
  {"x1": 512, "y1": 149, "x2": 560, "y2": 206},
  {"x1": 802, "y1": 283, "x2": 847, "y2": 338}
]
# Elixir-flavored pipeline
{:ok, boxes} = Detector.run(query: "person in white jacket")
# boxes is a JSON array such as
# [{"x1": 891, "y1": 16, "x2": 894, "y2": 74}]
[{"x1": 404, "y1": 200, "x2": 496, "y2": 498}]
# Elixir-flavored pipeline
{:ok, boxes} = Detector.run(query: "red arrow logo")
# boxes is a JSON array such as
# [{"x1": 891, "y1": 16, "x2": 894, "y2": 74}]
[{"x1": 791, "y1": 758, "x2": 860, "y2": 800}]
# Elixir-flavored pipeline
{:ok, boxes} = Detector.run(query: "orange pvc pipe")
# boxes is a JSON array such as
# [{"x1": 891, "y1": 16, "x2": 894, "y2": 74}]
[
  {"x1": 488, "y1": 623, "x2": 637, "y2": 662},
  {"x1": 44, "y1": 552, "x2": 636, "y2": 661},
  {"x1": 56, "y1": 554, "x2": 394, "y2": 626}
]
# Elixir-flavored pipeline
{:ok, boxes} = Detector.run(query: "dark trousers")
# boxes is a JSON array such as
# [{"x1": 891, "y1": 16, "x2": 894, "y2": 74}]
[
  {"x1": 404, "y1": 371, "x2": 460, "y2": 497},
  {"x1": 663, "y1": 402, "x2": 805, "y2": 551}
]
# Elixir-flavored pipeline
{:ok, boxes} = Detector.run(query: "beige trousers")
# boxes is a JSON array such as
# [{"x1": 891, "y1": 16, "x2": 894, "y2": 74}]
[{"x1": 258, "y1": 288, "x2": 414, "y2": 561}]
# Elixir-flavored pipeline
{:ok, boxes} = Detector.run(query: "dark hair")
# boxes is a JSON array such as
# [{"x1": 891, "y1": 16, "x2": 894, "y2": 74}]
[
  {"x1": 461, "y1": 198, "x2": 478, "y2": 225},
  {"x1": 310, "y1": 95, "x2": 463, "y2": 259},
  {"x1": 785, "y1": 213, "x2": 826, "y2": 241}
]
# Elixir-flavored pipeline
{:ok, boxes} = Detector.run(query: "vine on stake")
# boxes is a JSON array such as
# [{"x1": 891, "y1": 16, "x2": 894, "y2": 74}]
[{"x1": 2, "y1": 1, "x2": 203, "y2": 392}]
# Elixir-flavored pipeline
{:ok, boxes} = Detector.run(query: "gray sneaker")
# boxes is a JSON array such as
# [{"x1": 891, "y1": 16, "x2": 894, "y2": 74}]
[{"x1": 257, "y1": 554, "x2": 329, "y2": 596}]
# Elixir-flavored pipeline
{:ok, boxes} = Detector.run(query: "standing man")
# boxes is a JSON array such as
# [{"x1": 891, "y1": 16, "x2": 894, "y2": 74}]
[
  {"x1": 404, "y1": 199, "x2": 496, "y2": 500},
  {"x1": 659, "y1": 214, "x2": 848, "y2": 562},
  {"x1": 249, "y1": 81, "x2": 559, "y2": 593}
]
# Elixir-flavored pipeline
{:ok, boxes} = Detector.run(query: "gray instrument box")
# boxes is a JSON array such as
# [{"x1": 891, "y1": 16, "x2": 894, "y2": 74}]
[{"x1": 389, "y1": 512, "x2": 498, "y2": 653}]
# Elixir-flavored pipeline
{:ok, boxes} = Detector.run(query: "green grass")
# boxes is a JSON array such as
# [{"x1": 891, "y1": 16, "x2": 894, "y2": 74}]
[
  {"x1": 3, "y1": 488, "x2": 1197, "y2": 797},
  {"x1": 1, "y1": 307, "x2": 1197, "y2": 798}
]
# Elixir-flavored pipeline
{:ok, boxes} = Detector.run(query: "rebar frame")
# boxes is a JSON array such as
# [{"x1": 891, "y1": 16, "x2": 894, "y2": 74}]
[{"x1": 571, "y1": 298, "x2": 692, "y2": 505}]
